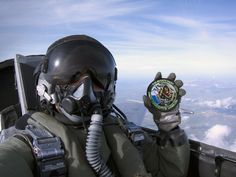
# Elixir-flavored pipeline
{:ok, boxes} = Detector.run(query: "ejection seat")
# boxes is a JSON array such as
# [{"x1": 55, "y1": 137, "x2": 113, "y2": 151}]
[{"x1": 0, "y1": 55, "x2": 44, "y2": 131}]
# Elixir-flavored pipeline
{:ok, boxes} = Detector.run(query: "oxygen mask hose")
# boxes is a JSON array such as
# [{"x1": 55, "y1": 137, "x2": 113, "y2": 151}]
[{"x1": 85, "y1": 112, "x2": 113, "y2": 177}]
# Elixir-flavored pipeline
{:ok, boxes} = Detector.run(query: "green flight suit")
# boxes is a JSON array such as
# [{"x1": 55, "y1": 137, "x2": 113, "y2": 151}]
[{"x1": 0, "y1": 112, "x2": 190, "y2": 177}]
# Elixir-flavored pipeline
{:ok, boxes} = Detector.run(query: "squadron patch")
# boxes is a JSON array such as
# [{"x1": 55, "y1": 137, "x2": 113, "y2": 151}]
[{"x1": 147, "y1": 79, "x2": 179, "y2": 112}]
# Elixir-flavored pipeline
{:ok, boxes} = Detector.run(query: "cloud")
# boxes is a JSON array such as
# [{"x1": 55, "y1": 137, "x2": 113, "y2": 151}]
[
  {"x1": 203, "y1": 124, "x2": 231, "y2": 148},
  {"x1": 0, "y1": 0, "x2": 152, "y2": 60},
  {"x1": 107, "y1": 15, "x2": 236, "y2": 77},
  {"x1": 229, "y1": 141, "x2": 236, "y2": 152},
  {"x1": 184, "y1": 83, "x2": 198, "y2": 87},
  {"x1": 0, "y1": 0, "x2": 147, "y2": 26},
  {"x1": 182, "y1": 115, "x2": 190, "y2": 121},
  {"x1": 0, "y1": 0, "x2": 236, "y2": 78},
  {"x1": 156, "y1": 15, "x2": 236, "y2": 31},
  {"x1": 126, "y1": 99, "x2": 143, "y2": 104},
  {"x1": 156, "y1": 16, "x2": 200, "y2": 28},
  {"x1": 200, "y1": 124, "x2": 236, "y2": 152},
  {"x1": 198, "y1": 97, "x2": 236, "y2": 109},
  {"x1": 229, "y1": 141, "x2": 236, "y2": 151},
  {"x1": 189, "y1": 134, "x2": 200, "y2": 141}
]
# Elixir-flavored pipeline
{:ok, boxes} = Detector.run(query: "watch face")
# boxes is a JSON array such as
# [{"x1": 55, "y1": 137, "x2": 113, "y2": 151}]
[{"x1": 147, "y1": 79, "x2": 179, "y2": 112}]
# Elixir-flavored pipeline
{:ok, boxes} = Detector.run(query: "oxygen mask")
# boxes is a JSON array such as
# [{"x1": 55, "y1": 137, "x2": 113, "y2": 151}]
[{"x1": 58, "y1": 74, "x2": 101, "y2": 123}]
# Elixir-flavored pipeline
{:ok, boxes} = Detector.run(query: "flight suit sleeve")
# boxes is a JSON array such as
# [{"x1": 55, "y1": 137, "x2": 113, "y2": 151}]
[
  {"x1": 143, "y1": 127, "x2": 190, "y2": 177},
  {"x1": 0, "y1": 136, "x2": 35, "y2": 177}
]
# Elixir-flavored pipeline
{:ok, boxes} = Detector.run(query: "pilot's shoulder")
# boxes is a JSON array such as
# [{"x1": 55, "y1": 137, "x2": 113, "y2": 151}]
[
  {"x1": 105, "y1": 114, "x2": 121, "y2": 124},
  {"x1": 0, "y1": 135, "x2": 34, "y2": 177}
]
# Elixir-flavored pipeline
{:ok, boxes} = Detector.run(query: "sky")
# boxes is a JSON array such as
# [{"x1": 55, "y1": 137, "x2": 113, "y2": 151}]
[{"x1": 0, "y1": 0, "x2": 236, "y2": 79}]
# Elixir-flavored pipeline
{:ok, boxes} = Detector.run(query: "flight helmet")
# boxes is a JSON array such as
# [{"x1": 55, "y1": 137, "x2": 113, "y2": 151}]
[{"x1": 36, "y1": 35, "x2": 117, "y2": 122}]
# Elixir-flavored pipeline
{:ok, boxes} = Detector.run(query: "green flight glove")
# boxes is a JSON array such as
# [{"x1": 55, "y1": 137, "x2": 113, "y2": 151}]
[{"x1": 143, "y1": 72, "x2": 186, "y2": 132}]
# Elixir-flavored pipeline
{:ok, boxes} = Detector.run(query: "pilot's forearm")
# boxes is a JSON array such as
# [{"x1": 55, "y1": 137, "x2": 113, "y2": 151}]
[{"x1": 143, "y1": 128, "x2": 190, "y2": 177}]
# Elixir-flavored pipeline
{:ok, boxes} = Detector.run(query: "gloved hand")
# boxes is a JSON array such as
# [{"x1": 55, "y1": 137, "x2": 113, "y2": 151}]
[{"x1": 143, "y1": 72, "x2": 186, "y2": 132}]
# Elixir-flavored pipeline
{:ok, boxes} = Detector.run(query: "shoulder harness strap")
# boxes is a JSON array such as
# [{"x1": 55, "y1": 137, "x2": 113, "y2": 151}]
[
  {"x1": 122, "y1": 121, "x2": 145, "y2": 146},
  {"x1": 108, "y1": 116, "x2": 145, "y2": 146},
  {"x1": 15, "y1": 124, "x2": 67, "y2": 177},
  {"x1": 111, "y1": 105, "x2": 146, "y2": 146}
]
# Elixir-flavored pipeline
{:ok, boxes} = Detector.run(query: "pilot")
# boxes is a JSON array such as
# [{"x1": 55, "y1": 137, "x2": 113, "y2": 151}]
[{"x1": 0, "y1": 35, "x2": 190, "y2": 177}]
